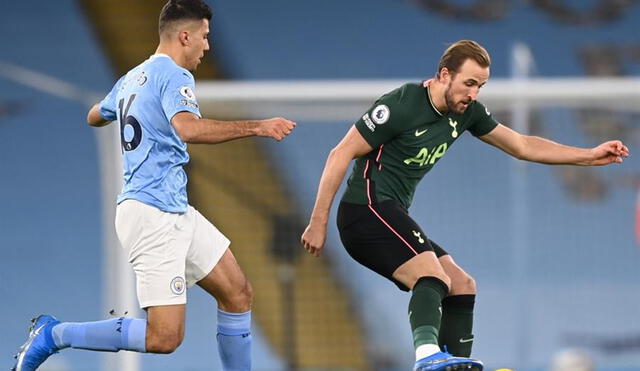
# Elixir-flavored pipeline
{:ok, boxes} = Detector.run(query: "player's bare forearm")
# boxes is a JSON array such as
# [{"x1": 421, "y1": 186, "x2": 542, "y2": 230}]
[
  {"x1": 309, "y1": 127, "x2": 373, "y2": 224},
  {"x1": 302, "y1": 126, "x2": 373, "y2": 256},
  {"x1": 309, "y1": 148, "x2": 352, "y2": 225},
  {"x1": 519, "y1": 136, "x2": 629, "y2": 166},
  {"x1": 172, "y1": 112, "x2": 295, "y2": 144},
  {"x1": 518, "y1": 135, "x2": 590, "y2": 164},
  {"x1": 87, "y1": 104, "x2": 110, "y2": 127},
  {"x1": 302, "y1": 147, "x2": 352, "y2": 256},
  {"x1": 481, "y1": 124, "x2": 629, "y2": 166},
  {"x1": 179, "y1": 118, "x2": 262, "y2": 143}
]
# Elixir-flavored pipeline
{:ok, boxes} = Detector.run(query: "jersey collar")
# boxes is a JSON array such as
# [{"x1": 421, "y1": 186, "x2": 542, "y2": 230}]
[
  {"x1": 149, "y1": 53, "x2": 171, "y2": 60},
  {"x1": 425, "y1": 83, "x2": 443, "y2": 117}
]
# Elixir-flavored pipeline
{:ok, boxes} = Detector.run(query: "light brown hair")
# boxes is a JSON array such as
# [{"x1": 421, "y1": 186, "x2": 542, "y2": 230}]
[{"x1": 437, "y1": 40, "x2": 491, "y2": 78}]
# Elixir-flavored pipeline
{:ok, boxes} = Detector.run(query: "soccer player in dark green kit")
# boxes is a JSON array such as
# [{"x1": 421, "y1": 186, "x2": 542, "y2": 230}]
[{"x1": 301, "y1": 40, "x2": 629, "y2": 371}]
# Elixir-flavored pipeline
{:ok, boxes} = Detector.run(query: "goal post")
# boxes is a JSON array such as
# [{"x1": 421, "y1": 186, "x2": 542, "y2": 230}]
[{"x1": 194, "y1": 77, "x2": 640, "y2": 122}]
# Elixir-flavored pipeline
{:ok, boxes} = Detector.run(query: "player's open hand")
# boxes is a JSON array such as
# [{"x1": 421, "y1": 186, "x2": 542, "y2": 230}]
[
  {"x1": 589, "y1": 140, "x2": 629, "y2": 166},
  {"x1": 301, "y1": 222, "x2": 326, "y2": 257},
  {"x1": 257, "y1": 117, "x2": 296, "y2": 141}
]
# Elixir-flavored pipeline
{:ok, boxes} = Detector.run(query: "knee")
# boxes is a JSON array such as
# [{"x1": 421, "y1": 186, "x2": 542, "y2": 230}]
[
  {"x1": 410, "y1": 272, "x2": 451, "y2": 291},
  {"x1": 402, "y1": 271, "x2": 452, "y2": 292},
  {"x1": 220, "y1": 280, "x2": 253, "y2": 312},
  {"x1": 450, "y1": 272, "x2": 476, "y2": 295},
  {"x1": 436, "y1": 273, "x2": 452, "y2": 291},
  {"x1": 237, "y1": 281, "x2": 253, "y2": 310},
  {"x1": 146, "y1": 326, "x2": 184, "y2": 354},
  {"x1": 234, "y1": 280, "x2": 253, "y2": 309}
]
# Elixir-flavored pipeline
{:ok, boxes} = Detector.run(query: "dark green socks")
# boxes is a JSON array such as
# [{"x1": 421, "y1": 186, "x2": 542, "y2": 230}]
[
  {"x1": 409, "y1": 277, "x2": 449, "y2": 349},
  {"x1": 438, "y1": 294, "x2": 476, "y2": 356}
]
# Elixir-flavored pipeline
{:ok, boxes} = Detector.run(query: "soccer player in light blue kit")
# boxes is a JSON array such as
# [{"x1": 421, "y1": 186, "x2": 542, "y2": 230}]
[{"x1": 12, "y1": 1, "x2": 295, "y2": 370}]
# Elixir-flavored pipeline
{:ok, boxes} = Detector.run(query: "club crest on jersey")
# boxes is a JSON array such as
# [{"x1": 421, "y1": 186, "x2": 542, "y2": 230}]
[
  {"x1": 170, "y1": 276, "x2": 185, "y2": 295},
  {"x1": 412, "y1": 230, "x2": 425, "y2": 244},
  {"x1": 371, "y1": 105, "x2": 390, "y2": 124},
  {"x1": 179, "y1": 86, "x2": 196, "y2": 101},
  {"x1": 448, "y1": 118, "x2": 459, "y2": 138}
]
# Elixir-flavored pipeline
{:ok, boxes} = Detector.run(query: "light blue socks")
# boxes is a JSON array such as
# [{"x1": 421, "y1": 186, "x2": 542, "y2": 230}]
[
  {"x1": 217, "y1": 309, "x2": 252, "y2": 371},
  {"x1": 51, "y1": 317, "x2": 146, "y2": 352},
  {"x1": 48, "y1": 310, "x2": 250, "y2": 370}
]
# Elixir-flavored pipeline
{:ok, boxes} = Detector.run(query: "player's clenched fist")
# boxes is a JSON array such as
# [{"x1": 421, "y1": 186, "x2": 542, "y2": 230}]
[
  {"x1": 587, "y1": 140, "x2": 629, "y2": 165},
  {"x1": 301, "y1": 222, "x2": 326, "y2": 257},
  {"x1": 257, "y1": 117, "x2": 296, "y2": 141}
]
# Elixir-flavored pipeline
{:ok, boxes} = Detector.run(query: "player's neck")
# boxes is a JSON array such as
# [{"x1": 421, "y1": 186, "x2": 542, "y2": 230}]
[
  {"x1": 424, "y1": 80, "x2": 449, "y2": 114},
  {"x1": 155, "y1": 44, "x2": 188, "y2": 69}
]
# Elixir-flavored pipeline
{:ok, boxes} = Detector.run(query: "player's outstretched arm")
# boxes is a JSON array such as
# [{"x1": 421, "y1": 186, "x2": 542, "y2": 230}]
[
  {"x1": 171, "y1": 112, "x2": 296, "y2": 144},
  {"x1": 87, "y1": 103, "x2": 111, "y2": 127},
  {"x1": 301, "y1": 126, "x2": 373, "y2": 257},
  {"x1": 480, "y1": 123, "x2": 629, "y2": 166}
]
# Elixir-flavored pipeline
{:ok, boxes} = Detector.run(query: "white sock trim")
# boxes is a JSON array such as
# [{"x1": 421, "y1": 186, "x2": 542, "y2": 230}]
[{"x1": 416, "y1": 343, "x2": 441, "y2": 361}]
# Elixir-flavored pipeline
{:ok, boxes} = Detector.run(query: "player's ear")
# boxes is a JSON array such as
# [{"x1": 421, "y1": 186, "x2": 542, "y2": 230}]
[
  {"x1": 438, "y1": 68, "x2": 448, "y2": 83},
  {"x1": 179, "y1": 30, "x2": 190, "y2": 46}
]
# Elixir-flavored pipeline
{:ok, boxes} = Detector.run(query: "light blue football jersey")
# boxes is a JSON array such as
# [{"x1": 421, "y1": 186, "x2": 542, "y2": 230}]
[{"x1": 99, "y1": 54, "x2": 201, "y2": 213}]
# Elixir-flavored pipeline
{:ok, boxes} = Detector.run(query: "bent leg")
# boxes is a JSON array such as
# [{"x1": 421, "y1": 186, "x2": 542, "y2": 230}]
[
  {"x1": 51, "y1": 304, "x2": 184, "y2": 355},
  {"x1": 392, "y1": 250, "x2": 450, "y2": 290},
  {"x1": 440, "y1": 254, "x2": 476, "y2": 296},
  {"x1": 393, "y1": 252, "x2": 450, "y2": 360},
  {"x1": 110, "y1": 200, "x2": 190, "y2": 354},
  {"x1": 197, "y1": 249, "x2": 252, "y2": 312},
  {"x1": 438, "y1": 254, "x2": 476, "y2": 357},
  {"x1": 335, "y1": 201, "x2": 481, "y2": 369},
  {"x1": 52, "y1": 317, "x2": 147, "y2": 353},
  {"x1": 145, "y1": 305, "x2": 185, "y2": 353},
  {"x1": 14, "y1": 312, "x2": 154, "y2": 371},
  {"x1": 198, "y1": 249, "x2": 252, "y2": 371}
]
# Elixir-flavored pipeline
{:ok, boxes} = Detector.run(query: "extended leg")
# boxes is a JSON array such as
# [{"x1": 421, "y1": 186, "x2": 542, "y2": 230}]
[
  {"x1": 393, "y1": 251, "x2": 451, "y2": 361},
  {"x1": 12, "y1": 307, "x2": 182, "y2": 371},
  {"x1": 394, "y1": 252, "x2": 483, "y2": 371}
]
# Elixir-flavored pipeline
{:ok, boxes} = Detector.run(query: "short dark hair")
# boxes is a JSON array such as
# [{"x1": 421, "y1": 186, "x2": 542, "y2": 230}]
[
  {"x1": 437, "y1": 40, "x2": 491, "y2": 78},
  {"x1": 159, "y1": 0, "x2": 212, "y2": 35}
]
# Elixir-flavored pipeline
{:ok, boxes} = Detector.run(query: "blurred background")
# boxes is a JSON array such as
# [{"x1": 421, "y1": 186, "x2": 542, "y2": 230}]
[{"x1": 1, "y1": 0, "x2": 639, "y2": 370}]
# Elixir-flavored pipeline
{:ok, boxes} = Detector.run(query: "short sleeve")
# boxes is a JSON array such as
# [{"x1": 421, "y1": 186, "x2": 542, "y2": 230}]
[
  {"x1": 161, "y1": 70, "x2": 201, "y2": 121},
  {"x1": 467, "y1": 101, "x2": 498, "y2": 137},
  {"x1": 98, "y1": 75, "x2": 125, "y2": 121},
  {"x1": 354, "y1": 90, "x2": 407, "y2": 148}
]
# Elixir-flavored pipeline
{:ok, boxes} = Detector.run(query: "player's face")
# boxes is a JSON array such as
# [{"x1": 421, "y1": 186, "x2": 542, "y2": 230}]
[
  {"x1": 444, "y1": 59, "x2": 489, "y2": 114},
  {"x1": 185, "y1": 19, "x2": 210, "y2": 71}
]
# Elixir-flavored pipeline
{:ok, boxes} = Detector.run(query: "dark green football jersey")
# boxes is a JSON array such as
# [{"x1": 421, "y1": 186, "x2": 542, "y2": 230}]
[{"x1": 341, "y1": 82, "x2": 498, "y2": 209}]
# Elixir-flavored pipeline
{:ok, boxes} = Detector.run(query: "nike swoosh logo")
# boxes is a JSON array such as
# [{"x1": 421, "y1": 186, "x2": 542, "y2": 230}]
[
  {"x1": 459, "y1": 337, "x2": 474, "y2": 343},
  {"x1": 33, "y1": 325, "x2": 45, "y2": 336},
  {"x1": 415, "y1": 129, "x2": 428, "y2": 136}
]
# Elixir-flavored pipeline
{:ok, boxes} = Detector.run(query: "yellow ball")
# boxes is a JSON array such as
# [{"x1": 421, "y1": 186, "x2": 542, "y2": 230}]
[{"x1": 495, "y1": 369, "x2": 514, "y2": 371}]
